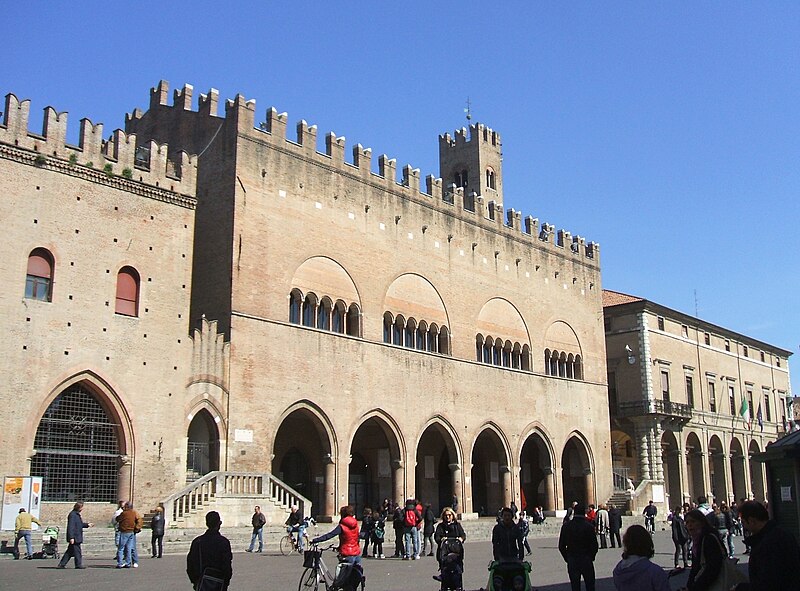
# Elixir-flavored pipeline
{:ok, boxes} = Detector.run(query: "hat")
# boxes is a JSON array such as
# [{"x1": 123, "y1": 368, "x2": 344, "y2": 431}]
[{"x1": 19, "y1": 508, "x2": 26, "y2": 513}]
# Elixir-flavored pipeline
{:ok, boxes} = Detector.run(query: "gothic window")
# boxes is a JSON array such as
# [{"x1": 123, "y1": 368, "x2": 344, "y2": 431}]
[
  {"x1": 332, "y1": 301, "x2": 346, "y2": 334},
  {"x1": 346, "y1": 303, "x2": 360, "y2": 337},
  {"x1": 115, "y1": 266, "x2": 140, "y2": 317},
  {"x1": 302, "y1": 294, "x2": 317, "y2": 328},
  {"x1": 476, "y1": 335, "x2": 484, "y2": 362},
  {"x1": 393, "y1": 316, "x2": 404, "y2": 346},
  {"x1": 317, "y1": 297, "x2": 332, "y2": 331},
  {"x1": 383, "y1": 312, "x2": 393, "y2": 344},
  {"x1": 428, "y1": 324, "x2": 440, "y2": 354},
  {"x1": 486, "y1": 167, "x2": 496, "y2": 190},
  {"x1": 289, "y1": 289, "x2": 303, "y2": 324},
  {"x1": 31, "y1": 384, "x2": 121, "y2": 502},
  {"x1": 404, "y1": 319, "x2": 416, "y2": 349},
  {"x1": 25, "y1": 248, "x2": 54, "y2": 302},
  {"x1": 416, "y1": 323, "x2": 427, "y2": 351}
]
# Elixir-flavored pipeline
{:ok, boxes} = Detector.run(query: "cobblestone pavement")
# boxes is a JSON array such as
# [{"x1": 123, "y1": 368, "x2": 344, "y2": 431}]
[{"x1": 0, "y1": 530, "x2": 748, "y2": 591}]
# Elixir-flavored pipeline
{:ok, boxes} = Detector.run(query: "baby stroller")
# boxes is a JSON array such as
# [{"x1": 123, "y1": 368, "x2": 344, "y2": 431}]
[
  {"x1": 486, "y1": 560, "x2": 532, "y2": 591},
  {"x1": 437, "y1": 538, "x2": 465, "y2": 591},
  {"x1": 41, "y1": 526, "x2": 59, "y2": 559}
]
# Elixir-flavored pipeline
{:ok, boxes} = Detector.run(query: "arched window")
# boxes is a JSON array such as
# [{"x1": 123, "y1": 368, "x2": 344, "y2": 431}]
[
  {"x1": 404, "y1": 319, "x2": 416, "y2": 349},
  {"x1": 393, "y1": 316, "x2": 404, "y2": 346},
  {"x1": 346, "y1": 303, "x2": 360, "y2": 337},
  {"x1": 521, "y1": 345, "x2": 531, "y2": 371},
  {"x1": 289, "y1": 290, "x2": 303, "y2": 324},
  {"x1": 486, "y1": 167, "x2": 496, "y2": 190},
  {"x1": 566, "y1": 353, "x2": 575, "y2": 379},
  {"x1": 558, "y1": 352, "x2": 568, "y2": 377},
  {"x1": 332, "y1": 301, "x2": 346, "y2": 333},
  {"x1": 115, "y1": 266, "x2": 140, "y2": 317},
  {"x1": 438, "y1": 326, "x2": 450, "y2": 355},
  {"x1": 549, "y1": 350, "x2": 559, "y2": 376},
  {"x1": 26, "y1": 248, "x2": 54, "y2": 302},
  {"x1": 493, "y1": 342, "x2": 502, "y2": 366},
  {"x1": 544, "y1": 349, "x2": 552, "y2": 375},
  {"x1": 574, "y1": 355, "x2": 583, "y2": 380},
  {"x1": 317, "y1": 298, "x2": 332, "y2": 331},
  {"x1": 416, "y1": 321, "x2": 428, "y2": 351},
  {"x1": 483, "y1": 337, "x2": 493, "y2": 364},
  {"x1": 428, "y1": 324, "x2": 439, "y2": 353},
  {"x1": 383, "y1": 312, "x2": 393, "y2": 344},
  {"x1": 302, "y1": 294, "x2": 317, "y2": 327},
  {"x1": 502, "y1": 341, "x2": 512, "y2": 367},
  {"x1": 31, "y1": 384, "x2": 121, "y2": 502},
  {"x1": 476, "y1": 335, "x2": 484, "y2": 362}
]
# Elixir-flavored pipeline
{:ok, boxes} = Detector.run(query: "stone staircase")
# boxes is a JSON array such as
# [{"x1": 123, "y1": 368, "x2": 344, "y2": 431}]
[{"x1": 160, "y1": 471, "x2": 311, "y2": 529}]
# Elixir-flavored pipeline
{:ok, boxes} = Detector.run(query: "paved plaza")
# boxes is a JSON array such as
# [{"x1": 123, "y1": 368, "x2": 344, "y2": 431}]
[{"x1": 0, "y1": 530, "x2": 749, "y2": 591}]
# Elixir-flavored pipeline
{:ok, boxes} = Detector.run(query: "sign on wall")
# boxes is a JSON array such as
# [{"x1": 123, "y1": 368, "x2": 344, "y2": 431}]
[{"x1": 1, "y1": 476, "x2": 43, "y2": 531}]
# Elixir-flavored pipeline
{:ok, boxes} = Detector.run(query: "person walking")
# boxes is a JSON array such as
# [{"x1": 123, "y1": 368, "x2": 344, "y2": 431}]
[
  {"x1": 112, "y1": 500, "x2": 124, "y2": 557},
  {"x1": 518, "y1": 510, "x2": 532, "y2": 556},
  {"x1": 678, "y1": 509, "x2": 724, "y2": 591},
  {"x1": 492, "y1": 507, "x2": 525, "y2": 562},
  {"x1": 596, "y1": 504, "x2": 610, "y2": 550},
  {"x1": 608, "y1": 504, "x2": 623, "y2": 549},
  {"x1": 246, "y1": 505, "x2": 266, "y2": 553},
  {"x1": 422, "y1": 503, "x2": 436, "y2": 556},
  {"x1": 187, "y1": 511, "x2": 233, "y2": 591},
  {"x1": 612, "y1": 524, "x2": 671, "y2": 591},
  {"x1": 670, "y1": 505, "x2": 690, "y2": 569},
  {"x1": 13, "y1": 508, "x2": 42, "y2": 559},
  {"x1": 433, "y1": 507, "x2": 467, "y2": 583},
  {"x1": 558, "y1": 503, "x2": 599, "y2": 591},
  {"x1": 719, "y1": 503, "x2": 736, "y2": 557},
  {"x1": 150, "y1": 506, "x2": 165, "y2": 558},
  {"x1": 733, "y1": 500, "x2": 800, "y2": 591},
  {"x1": 57, "y1": 501, "x2": 93, "y2": 569}
]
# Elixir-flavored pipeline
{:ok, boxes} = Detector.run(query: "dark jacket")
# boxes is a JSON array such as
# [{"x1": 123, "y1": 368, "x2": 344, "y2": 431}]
[
  {"x1": 423, "y1": 508, "x2": 436, "y2": 536},
  {"x1": 151, "y1": 512, "x2": 165, "y2": 536},
  {"x1": 392, "y1": 506, "x2": 405, "y2": 531},
  {"x1": 671, "y1": 514, "x2": 689, "y2": 544},
  {"x1": 492, "y1": 522, "x2": 524, "y2": 561},
  {"x1": 736, "y1": 520, "x2": 800, "y2": 591},
  {"x1": 187, "y1": 529, "x2": 233, "y2": 591},
  {"x1": 434, "y1": 520, "x2": 466, "y2": 544},
  {"x1": 66, "y1": 509, "x2": 89, "y2": 544},
  {"x1": 687, "y1": 531, "x2": 724, "y2": 591},
  {"x1": 252, "y1": 511, "x2": 266, "y2": 531},
  {"x1": 558, "y1": 516, "x2": 598, "y2": 562},
  {"x1": 608, "y1": 507, "x2": 623, "y2": 533}
]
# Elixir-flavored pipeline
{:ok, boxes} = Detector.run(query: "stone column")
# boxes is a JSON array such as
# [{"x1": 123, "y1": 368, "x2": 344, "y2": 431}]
[
  {"x1": 449, "y1": 463, "x2": 462, "y2": 514},
  {"x1": 323, "y1": 456, "x2": 336, "y2": 518},
  {"x1": 741, "y1": 452, "x2": 753, "y2": 501},
  {"x1": 675, "y1": 443, "x2": 690, "y2": 504},
  {"x1": 543, "y1": 468, "x2": 556, "y2": 511},
  {"x1": 392, "y1": 460, "x2": 405, "y2": 505},
  {"x1": 583, "y1": 469, "x2": 595, "y2": 506},
  {"x1": 500, "y1": 465, "x2": 512, "y2": 508},
  {"x1": 118, "y1": 455, "x2": 132, "y2": 501},
  {"x1": 652, "y1": 422, "x2": 664, "y2": 481},
  {"x1": 634, "y1": 420, "x2": 652, "y2": 481},
  {"x1": 722, "y1": 443, "x2": 734, "y2": 505}
]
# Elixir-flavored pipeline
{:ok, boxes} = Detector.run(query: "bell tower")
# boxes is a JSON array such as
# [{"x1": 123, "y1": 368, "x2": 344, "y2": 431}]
[{"x1": 438, "y1": 122, "x2": 503, "y2": 206}]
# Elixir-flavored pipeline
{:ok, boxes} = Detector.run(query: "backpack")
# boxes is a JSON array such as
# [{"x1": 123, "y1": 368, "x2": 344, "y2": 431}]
[
  {"x1": 373, "y1": 520, "x2": 385, "y2": 541},
  {"x1": 404, "y1": 508, "x2": 418, "y2": 527}
]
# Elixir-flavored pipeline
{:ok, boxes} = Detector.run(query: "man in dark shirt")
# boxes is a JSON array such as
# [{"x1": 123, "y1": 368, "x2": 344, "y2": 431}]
[
  {"x1": 643, "y1": 500, "x2": 657, "y2": 533},
  {"x1": 492, "y1": 507, "x2": 525, "y2": 562},
  {"x1": 187, "y1": 511, "x2": 233, "y2": 591},
  {"x1": 734, "y1": 500, "x2": 800, "y2": 591},
  {"x1": 558, "y1": 504, "x2": 598, "y2": 591}
]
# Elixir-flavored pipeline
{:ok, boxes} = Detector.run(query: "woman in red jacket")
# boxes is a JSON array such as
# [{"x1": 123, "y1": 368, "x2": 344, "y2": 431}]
[{"x1": 311, "y1": 505, "x2": 362, "y2": 566}]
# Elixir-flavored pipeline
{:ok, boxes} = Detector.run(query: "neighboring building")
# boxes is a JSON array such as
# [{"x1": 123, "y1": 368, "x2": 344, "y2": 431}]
[
  {"x1": 0, "y1": 82, "x2": 611, "y2": 525},
  {"x1": 603, "y1": 289, "x2": 793, "y2": 514}
]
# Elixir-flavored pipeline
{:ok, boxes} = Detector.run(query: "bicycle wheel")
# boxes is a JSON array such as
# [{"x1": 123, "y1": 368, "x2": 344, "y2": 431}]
[
  {"x1": 298, "y1": 567, "x2": 323, "y2": 591},
  {"x1": 280, "y1": 535, "x2": 295, "y2": 556}
]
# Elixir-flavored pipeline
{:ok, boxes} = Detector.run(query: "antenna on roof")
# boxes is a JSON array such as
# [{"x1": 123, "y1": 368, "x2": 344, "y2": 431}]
[
  {"x1": 694, "y1": 289, "x2": 699, "y2": 318},
  {"x1": 464, "y1": 97, "x2": 472, "y2": 123}
]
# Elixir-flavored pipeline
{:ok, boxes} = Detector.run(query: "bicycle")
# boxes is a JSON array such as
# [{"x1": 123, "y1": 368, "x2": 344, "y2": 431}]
[
  {"x1": 298, "y1": 543, "x2": 365, "y2": 591},
  {"x1": 279, "y1": 517, "x2": 317, "y2": 556},
  {"x1": 644, "y1": 515, "x2": 655, "y2": 535}
]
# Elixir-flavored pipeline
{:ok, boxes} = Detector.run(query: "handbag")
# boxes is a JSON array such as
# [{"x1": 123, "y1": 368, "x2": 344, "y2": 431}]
[
  {"x1": 197, "y1": 568, "x2": 225, "y2": 591},
  {"x1": 701, "y1": 534, "x2": 747, "y2": 591}
]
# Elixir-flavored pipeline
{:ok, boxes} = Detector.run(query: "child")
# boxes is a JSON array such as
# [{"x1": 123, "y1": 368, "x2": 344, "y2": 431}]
[{"x1": 372, "y1": 517, "x2": 386, "y2": 559}]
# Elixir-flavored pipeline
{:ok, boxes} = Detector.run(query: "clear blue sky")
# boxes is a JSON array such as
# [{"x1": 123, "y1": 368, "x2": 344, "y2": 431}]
[{"x1": 6, "y1": 2, "x2": 798, "y2": 392}]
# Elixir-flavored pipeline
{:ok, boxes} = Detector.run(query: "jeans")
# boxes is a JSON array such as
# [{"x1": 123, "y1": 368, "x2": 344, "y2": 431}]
[
  {"x1": 394, "y1": 529, "x2": 404, "y2": 556},
  {"x1": 599, "y1": 533, "x2": 607, "y2": 549},
  {"x1": 131, "y1": 533, "x2": 139, "y2": 564},
  {"x1": 249, "y1": 527, "x2": 263, "y2": 551},
  {"x1": 14, "y1": 530, "x2": 33, "y2": 556},
  {"x1": 720, "y1": 529, "x2": 735, "y2": 556},
  {"x1": 403, "y1": 527, "x2": 420, "y2": 557},
  {"x1": 117, "y1": 532, "x2": 134, "y2": 566},
  {"x1": 566, "y1": 554, "x2": 595, "y2": 591},
  {"x1": 58, "y1": 542, "x2": 83, "y2": 568}
]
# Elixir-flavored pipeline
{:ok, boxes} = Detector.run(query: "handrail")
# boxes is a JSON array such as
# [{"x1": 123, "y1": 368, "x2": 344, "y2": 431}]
[{"x1": 161, "y1": 471, "x2": 313, "y2": 525}]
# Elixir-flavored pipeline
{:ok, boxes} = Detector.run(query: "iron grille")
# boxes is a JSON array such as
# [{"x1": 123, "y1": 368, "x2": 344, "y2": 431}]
[{"x1": 31, "y1": 385, "x2": 121, "y2": 502}]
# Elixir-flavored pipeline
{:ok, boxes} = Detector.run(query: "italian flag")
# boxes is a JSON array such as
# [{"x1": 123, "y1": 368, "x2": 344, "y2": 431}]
[{"x1": 739, "y1": 395, "x2": 751, "y2": 427}]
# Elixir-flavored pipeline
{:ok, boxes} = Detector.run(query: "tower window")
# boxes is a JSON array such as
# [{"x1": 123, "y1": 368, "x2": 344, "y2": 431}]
[
  {"x1": 115, "y1": 267, "x2": 140, "y2": 317},
  {"x1": 486, "y1": 167, "x2": 496, "y2": 190},
  {"x1": 26, "y1": 248, "x2": 55, "y2": 302},
  {"x1": 454, "y1": 170, "x2": 468, "y2": 189}
]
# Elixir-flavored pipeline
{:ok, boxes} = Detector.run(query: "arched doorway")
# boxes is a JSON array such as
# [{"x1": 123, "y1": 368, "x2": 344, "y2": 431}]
[
  {"x1": 748, "y1": 440, "x2": 765, "y2": 501},
  {"x1": 661, "y1": 430, "x2": 682, "y2": 508},
  {"x1": 685, "y1": 432, "x2": 705, "y2": 501},
  {"x1": 416, "y1": 422, "x2": 460, "y2": 514},
  {"x1": 708, "y1": 435, "x2": 727, "y2": 503},
  {"x1": 610, "y1": 430, "x2": 636, "y2": 480},
  {"x1": 273, "y1": 407, "x2": 334, "y2": 518},
  {"x1": 561, "y1": 435, "x2": 593, "y2": 508},
  {"x1": 729, "y1": 438, "x2": 747, "y2": 503},
  {"x1": 30, "y1": 382, "x2": 124, "y2": 502},
  {"x1": 186, "y1": 409, "x2": 220, "y2": 482},
  {"x1": 348, "y1": 416, "x2": 402, "y2": 518},
  {"x1": 519, "y1": 431, "x2": 555, "y2": 511},
  {"x1": 471, "y1": 428, "x2": 509, "y2": 517}
]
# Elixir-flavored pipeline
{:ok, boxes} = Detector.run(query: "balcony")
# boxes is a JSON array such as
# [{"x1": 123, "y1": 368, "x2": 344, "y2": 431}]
[{"x1": 616, "y1": 399, "x2": 693, "y2": 421}]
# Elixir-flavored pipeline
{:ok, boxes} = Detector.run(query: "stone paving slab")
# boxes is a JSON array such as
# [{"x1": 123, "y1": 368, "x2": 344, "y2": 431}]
[{"x1": 0, "y1": 530, "x2": 748, "y2": 591}]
